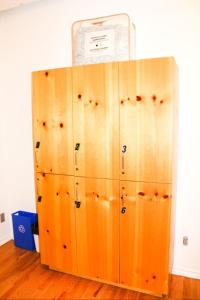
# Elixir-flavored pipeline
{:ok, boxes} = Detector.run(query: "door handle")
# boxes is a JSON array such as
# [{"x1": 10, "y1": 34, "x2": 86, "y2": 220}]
[
  {"x1": 75, "y1": 184, "x2": 81, "y2": 208},
  {"x1": 75, "y1": 152, "x2": 78, "y2": 166},
  {"x1": 121, "y1": 145, "x2": 127, "y2": 173},
  {"x1": 122, "y1": 156, "x2": 124, "y2": 170},
  {"x1": 121, "y1": 194, "x2": 127, "y2": 214},
  {"x1": 35, "y1": 142, "x2": 40, "y2": 169}
]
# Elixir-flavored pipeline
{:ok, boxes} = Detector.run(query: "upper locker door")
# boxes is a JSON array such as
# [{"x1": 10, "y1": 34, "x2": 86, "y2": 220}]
[
  {"x1": 74, "y1": 177, "x2": 119, "y2": 283},
  {"x1": 72, "y1": 63, "x2": 119, "y2": 179},
  {"x1": 36, "y1": 173, "x2": 77, "y2": 273},
  {"x1": 32, "y1": 68, "x2": 74, "y2": 175},
  {"x1": 119, "y1": 58, "x2": 177, "y2": 183}
]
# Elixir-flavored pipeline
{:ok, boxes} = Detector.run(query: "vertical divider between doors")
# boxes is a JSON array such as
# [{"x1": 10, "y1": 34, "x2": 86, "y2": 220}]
[
  {"x1": 135, "y1": 59, "x2": 139, "y2": 284},
  {"x1": 71, "y1": 66, "x2": 78, "y2": 274}
]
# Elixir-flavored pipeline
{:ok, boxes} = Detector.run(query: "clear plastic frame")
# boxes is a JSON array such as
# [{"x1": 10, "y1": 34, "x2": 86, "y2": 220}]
[{"x1": 72, "y1": 13, "x2": 135, "y2": 65}]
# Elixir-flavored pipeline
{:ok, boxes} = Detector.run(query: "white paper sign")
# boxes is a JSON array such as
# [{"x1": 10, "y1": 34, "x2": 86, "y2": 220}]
[{"x1": 84, "y1": 29, "x2": 115, "y2": 57}]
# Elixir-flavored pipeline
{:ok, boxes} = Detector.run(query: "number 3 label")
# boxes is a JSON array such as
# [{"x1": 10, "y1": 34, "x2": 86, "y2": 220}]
[{"x1": 122, "y1": 145, "x2": 127, "y2": 153}]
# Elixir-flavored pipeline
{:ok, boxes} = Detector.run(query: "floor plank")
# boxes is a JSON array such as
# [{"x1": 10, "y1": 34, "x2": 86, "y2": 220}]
[{"x1": 0, "y1": 241, "x2": 199, "y2": 300}]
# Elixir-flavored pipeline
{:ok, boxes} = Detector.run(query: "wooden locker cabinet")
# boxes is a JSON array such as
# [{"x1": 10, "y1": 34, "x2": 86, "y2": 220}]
[{"x1": 32, "y1": 57, "x2": 177, "y2": 297}]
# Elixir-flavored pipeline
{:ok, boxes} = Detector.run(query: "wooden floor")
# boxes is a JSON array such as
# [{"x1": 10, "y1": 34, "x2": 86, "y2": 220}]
[{"x1": 0, "y1": 241, "x2": 200, "y2": 300}]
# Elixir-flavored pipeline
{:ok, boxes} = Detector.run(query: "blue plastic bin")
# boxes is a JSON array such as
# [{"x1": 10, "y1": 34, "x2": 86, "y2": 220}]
[{"x1": 12, "y1": 211, "x2": 38, "y2": 251}]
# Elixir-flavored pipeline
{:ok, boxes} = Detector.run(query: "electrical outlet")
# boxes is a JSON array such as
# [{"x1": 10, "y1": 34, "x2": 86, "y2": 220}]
[
  {"x1": 0, "y1": 213, "x2": 5, "y2": 223},
  {"x1": 183, "y1": 236, "x2": 188, "y2": 246}
]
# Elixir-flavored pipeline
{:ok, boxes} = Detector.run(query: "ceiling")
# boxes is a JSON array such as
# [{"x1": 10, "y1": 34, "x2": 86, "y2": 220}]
[{"x1": 0, "y1": 0, "x2": 41, "y2": 12}]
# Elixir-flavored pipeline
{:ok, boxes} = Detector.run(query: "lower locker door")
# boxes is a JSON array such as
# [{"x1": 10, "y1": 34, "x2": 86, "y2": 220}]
[
  {"x1": 75, "y1": 177, "x2": 119, "y2": 283},
  {"x1": 120, "y1": 181, "x2": 171, "y2": 295},
  {"x1": 36, "y1": 174, "x2": 77, "y2": 273}
]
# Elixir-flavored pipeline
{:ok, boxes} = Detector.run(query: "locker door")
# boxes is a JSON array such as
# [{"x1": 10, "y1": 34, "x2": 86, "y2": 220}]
[
  {"x1": 32, "y1": 68, "x2": 74, "y2": 175},
  {"x1": 119, "y1": 181, "x2": 171, "y2": 295},
  {"x1": 75, "y1": 177, "x2": 119, "y2": 283},
  {"x1": 36, "y1": 174, "x2": 77, "y2": 273},
  {"x1": 72, "y1": 63, "x2": 119, "y2": 179},
  {"x1": 119, "y1": 58, "x2": 176, "y2": 183},
  {"x1": 136, "y1": 58, "x2": 176, "y2": 183}
]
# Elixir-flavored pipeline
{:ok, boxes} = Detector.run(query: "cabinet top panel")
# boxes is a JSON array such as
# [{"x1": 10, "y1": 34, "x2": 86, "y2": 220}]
[{"x1": 32, "y1": 57, "x2": 177, "y2": 74}]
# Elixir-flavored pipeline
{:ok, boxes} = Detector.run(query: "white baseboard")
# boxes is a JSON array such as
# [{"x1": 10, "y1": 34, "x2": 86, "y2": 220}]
[
  {"x1": 0, "y1": 234, "x2": 12, "y2": 246},
  {"x1": 172, "y1": 266, "x2": 200, "y2": 280}
]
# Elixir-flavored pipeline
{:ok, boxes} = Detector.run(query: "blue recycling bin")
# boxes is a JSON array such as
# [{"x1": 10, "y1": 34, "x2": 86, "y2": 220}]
[{"x1": 12, "y1": 211, "x2": 38, "y2": 251}]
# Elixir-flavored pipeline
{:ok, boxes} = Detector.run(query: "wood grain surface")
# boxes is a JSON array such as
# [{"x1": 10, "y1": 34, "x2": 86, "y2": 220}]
[
  {"x1": 72, "y1": 62, "x2": 119, "y2": 179},
  {"x1": 32, "y1": 57, "x2": 178, "y2": 297},
  {"x1": 119, "y1": 57, "x2": 177, "y2": 183},
  {"x1": 32, "y1": 68, "x2": 74, "y2": 175},
  {"x1": 119, "y1": 181, "x2": 172, "y2": 295},
  {"x1": 0, "y1": 241, "x2": 199, "y2": 300},
  {"x1": 36, "y1": 173, "x2": 77, "y2": 273},
  {"x1": 74, "y1": 177, "x2": 119, "y2": 283}
]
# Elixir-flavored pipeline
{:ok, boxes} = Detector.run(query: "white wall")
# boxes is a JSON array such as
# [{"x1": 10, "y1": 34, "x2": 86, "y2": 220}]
[{"x1": 0, "y1": 0, "x2": 200, "y2": 279}]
